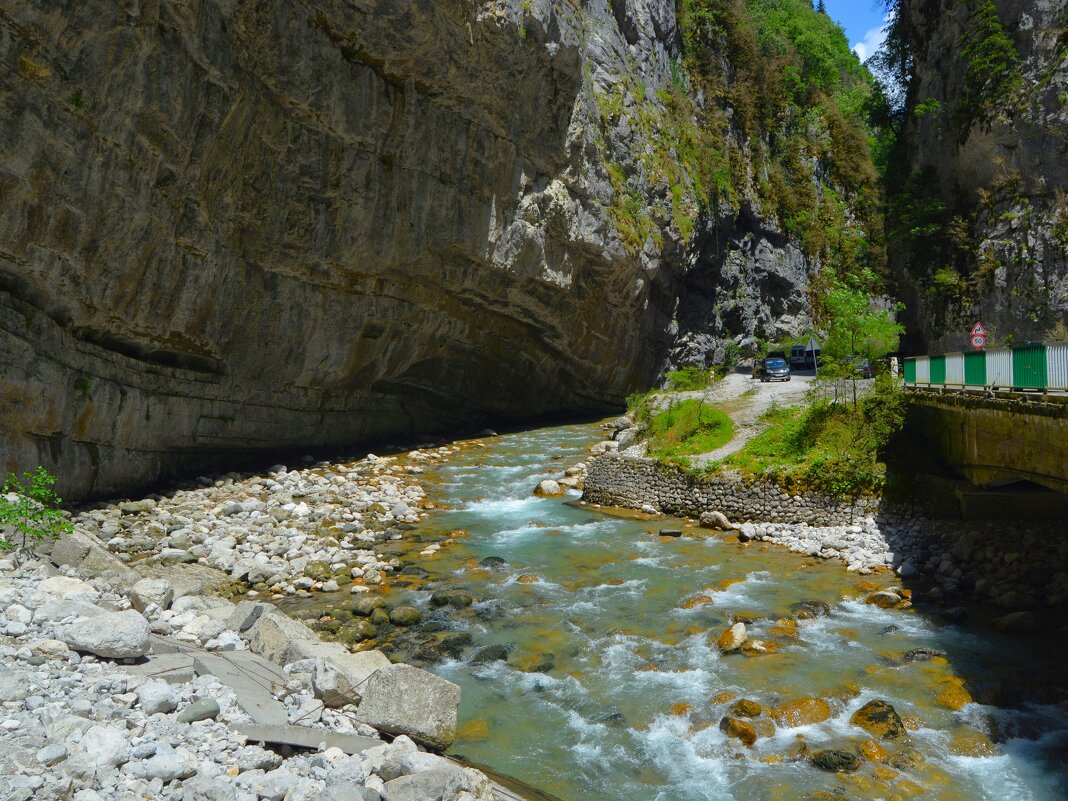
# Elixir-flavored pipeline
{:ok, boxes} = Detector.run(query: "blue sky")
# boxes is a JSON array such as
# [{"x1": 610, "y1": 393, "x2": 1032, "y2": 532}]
[{"x1": 822, "y1": 0, "x2": 890, "y2": 62}]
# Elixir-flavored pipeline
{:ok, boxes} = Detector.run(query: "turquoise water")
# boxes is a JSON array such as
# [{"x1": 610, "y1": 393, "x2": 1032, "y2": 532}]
[{"x1": 370, "y1": 422, "x2": 1068, "y2": 801}]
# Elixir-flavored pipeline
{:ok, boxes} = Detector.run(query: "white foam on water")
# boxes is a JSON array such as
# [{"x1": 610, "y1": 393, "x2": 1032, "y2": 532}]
[
  {"x1": 833, "y1": 598, "x2": 934, "y2": 638},
  {"x1": 635, "y1": 717, "x2": 734, "y2": 800},
  {"x1": 490, "y1": 523, "x2": 545, "y2": 544},
  {"x1": 461, "y1": 496, "x2": 545, "y2": 517},
  {"x1": 578, "y1": 578, "x2": 647, "y2": 596}
]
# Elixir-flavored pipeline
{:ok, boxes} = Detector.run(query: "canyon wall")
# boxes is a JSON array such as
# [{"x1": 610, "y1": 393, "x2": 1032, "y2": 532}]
[
  {"x1": 893, "y1": 0, "x2": 1068, "y2": 351},
  {"x1": 0, "y1": 0, "x2": 871, "y2": 499}
]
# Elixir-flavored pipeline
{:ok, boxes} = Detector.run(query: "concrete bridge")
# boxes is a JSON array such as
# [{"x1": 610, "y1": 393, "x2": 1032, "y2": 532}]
[{"x1": 905, "y1": 388, "x2": 1068, "y2": 496}]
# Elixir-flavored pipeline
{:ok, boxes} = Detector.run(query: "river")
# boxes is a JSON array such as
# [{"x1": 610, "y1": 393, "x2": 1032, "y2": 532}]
[{"x1": 305, "y1": 420, "x2": 1068, "y2": 801}]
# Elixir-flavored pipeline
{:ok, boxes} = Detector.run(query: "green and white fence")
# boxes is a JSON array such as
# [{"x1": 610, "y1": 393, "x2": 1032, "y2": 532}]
[{"x1": 903, "y1": 343, "x2": 1068, "y2": 392}]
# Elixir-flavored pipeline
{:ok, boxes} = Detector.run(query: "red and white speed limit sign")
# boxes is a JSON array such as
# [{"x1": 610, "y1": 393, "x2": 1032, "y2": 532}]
[{"x1": 971, "y1": 335, "x2": 986, "y2": 349}]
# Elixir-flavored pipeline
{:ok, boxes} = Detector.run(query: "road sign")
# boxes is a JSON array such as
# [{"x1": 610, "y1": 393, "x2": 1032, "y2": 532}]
[
  {"x1": 971, "y1": 335, "x2": 986, "y2": 350},
  {"x1": 970, "y1": 322, "x2": 986, "y2": 337}
]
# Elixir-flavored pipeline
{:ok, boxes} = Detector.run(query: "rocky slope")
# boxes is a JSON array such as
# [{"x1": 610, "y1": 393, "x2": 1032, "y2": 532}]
[
  {"x1": 891, "y1": 0, "x2": 1068, "y2": 350},
  {"x1": 0, "y1": 0, "x2": 877, "y2": 499}
]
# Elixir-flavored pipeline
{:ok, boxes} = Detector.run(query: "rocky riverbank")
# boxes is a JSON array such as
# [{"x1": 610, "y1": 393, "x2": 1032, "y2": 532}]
[{"x1": 0, "y1": 441, "x2": 524, "y2": 801}]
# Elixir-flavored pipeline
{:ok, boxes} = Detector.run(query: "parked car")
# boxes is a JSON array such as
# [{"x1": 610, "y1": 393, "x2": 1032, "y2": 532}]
[
  {"x1": 849, "y1": 356, "x2": 874, "y2": 379},
  {"x1": 759, "y1": 356, "x2": 791, "y2": 382}
]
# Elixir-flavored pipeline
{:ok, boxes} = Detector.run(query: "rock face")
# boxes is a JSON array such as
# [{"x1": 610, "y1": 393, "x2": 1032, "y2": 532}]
[
  {"x1": 0, "y1": 1, "x2": 873, "y2": 500},
  {"x1": 0, "y1": 0, "x2": 681, "y2": 500},
  {"x1": 892, "y1": 0, "x2": 1068, "y2": 350}
]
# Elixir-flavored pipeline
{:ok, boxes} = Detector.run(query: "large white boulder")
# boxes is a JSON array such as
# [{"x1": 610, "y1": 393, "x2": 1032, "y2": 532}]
[
  {"x1": 60, "y1": 609, "x2": 151, "y2": 658},
  {"x1": 356, "y1": 664, "x2": 460, "y2": 749},
  {"x1": 246, "y1": 608, "x2": 347, "y2": 666}
]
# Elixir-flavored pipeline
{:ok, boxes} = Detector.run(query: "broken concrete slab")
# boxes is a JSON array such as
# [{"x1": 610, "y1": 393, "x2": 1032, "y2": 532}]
[
  {"x1": 191, "y1": 651, "x2": 289, "y2": 726},
  {"x1": 237, "y1": 724, "x2": 381, "y2": 756},
  {"x1": 122, "y1": 653, "x2": 196, "y2": 685},
  {"x1": 313, "y1": 650, "x2": 391, "y2": 707},
  {"x1": 226, "y1": 600, "x2": 268, "y2": 633}
]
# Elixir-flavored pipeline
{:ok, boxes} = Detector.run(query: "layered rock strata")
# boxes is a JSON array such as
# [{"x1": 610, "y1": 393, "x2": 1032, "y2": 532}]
[{"x1": 0, "y1": 0, "x2": 685, "y2": 499}]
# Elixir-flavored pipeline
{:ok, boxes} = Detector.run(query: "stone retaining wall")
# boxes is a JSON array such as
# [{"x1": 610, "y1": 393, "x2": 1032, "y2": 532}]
[{"x1": 583, "y1": 453, "x2": 879, "y2": 526}]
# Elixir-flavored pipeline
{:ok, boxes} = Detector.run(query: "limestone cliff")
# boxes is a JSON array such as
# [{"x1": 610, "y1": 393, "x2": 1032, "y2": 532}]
[
  {"x1": 0, "y1": 0, "x2": 683, "y2": 498},
  {"x1": 0, "y1": 0, "x2": 875, "y2": 499},
  {"x1": 891, "y1": 0, "x2": 1068, "y2": 351}
]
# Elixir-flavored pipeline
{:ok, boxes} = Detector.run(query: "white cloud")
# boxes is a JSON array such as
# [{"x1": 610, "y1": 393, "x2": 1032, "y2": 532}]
[{"x1": 852, "y1": 15, "x2": 890, "y2": 62}]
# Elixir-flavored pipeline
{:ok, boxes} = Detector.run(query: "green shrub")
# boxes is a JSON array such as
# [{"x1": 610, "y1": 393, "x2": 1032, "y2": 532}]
[
  {"x1": 665, "y1": 366, "x2": 713, "y2": 391},
  {"x1": 0, "y1": 467, "x2": 73, "y2": 552},
  {"x1": 647, "y1": 400, "x2": 735, "y2": 459}
]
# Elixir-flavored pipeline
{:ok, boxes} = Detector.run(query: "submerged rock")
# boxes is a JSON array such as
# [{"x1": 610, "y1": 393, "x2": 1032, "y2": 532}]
[
  {"x1": 389, "y1": 606, "x2": 423, "y2": 627},
  {"x1": 789, "y1": 600, "x2": 831, "y2": 620},
  {"x1": 469, "y1": 644, "x2": 511, "y2": 665},
  {"x1": 772, "y1": 697, "x2": 832, "y2": 728}
]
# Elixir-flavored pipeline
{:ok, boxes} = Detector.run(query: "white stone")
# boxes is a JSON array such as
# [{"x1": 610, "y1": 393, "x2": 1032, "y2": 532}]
[
  {"x1": 69, "y1": 724, "x2": 131, "y2": 775},
  {"x1": 60, "y1": 609, "x2": 151, "y2": 658},
  {"x1": 137, "y1": 680, "x2": 179, "y2": 714}
]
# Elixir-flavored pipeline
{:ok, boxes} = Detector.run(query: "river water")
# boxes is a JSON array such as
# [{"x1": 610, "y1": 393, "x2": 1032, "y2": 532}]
[{"x1": 324, "y1": 421, "x2": 1068, "y2": 801}]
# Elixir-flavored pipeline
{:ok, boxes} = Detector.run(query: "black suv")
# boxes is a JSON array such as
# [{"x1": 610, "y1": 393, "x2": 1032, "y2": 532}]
[{"x1": 759, "y1": 356, "x2": 791, "y2": 382}]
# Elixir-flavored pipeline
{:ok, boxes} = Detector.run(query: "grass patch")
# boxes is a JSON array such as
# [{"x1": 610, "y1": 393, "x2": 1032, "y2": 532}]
[
  {"x1": 665, "y1": 366, "x2": 713, "y2": 391},
  {"x1": 715, "y1": 376, "x2": 907, "y2": 500},
  {"x1": 646, "y1": 400, "x2": 735, "y2": 460}
]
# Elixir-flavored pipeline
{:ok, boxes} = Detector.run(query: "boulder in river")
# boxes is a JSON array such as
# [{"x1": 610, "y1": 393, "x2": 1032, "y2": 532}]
[
  {"x1": 533, "y1": 480, "x2": 563, "y2": 497},
  {"x1": 477, "y1": 557, "x2": 507, "y2": 570},
  {"x1": 356, "y1": 664, "x2": 461, "y2": 749},
  {"x1": 850, "y1": 699, "x2": 906, "y2": 740},
  {"x1": 389, "y1": 606, "x2": 423, "y2": 626},
  {"x1": 902, "y1": 647, "x2": 944, "y2": 663},
  {"x1": 719, "y1": 716, "x2": 758, "y2": 746},
  {"x1": 699, "y1": 510, "x2": 735, "y2": 530},
  {"x1": 716, "y1": 623, "x2": 747, "y2": 653},
  {"x1": 729, "y1": 699, "x2": 764, "y2": 718},
  {"x1": 865, "y1": 591, "x2": 902, "y2": 609},
  {"x1": 353, "y1": 596, "x2": 386, "y2": 616},
  {"x1": 812, "y1": 749, "x2": 860, "y2": 773}
]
